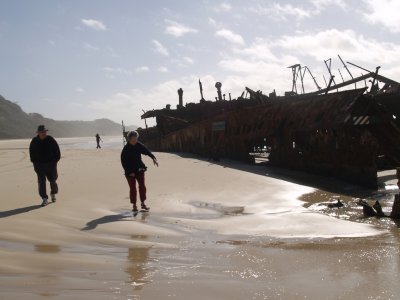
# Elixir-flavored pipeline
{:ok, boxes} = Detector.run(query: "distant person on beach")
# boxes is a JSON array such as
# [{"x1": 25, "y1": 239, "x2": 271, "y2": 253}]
[
  {"x1": 95, "y1": 133, "x2": 103, "y2": 149},
  {"x1": 120, "y1": 131, "x2": 158, "y2": 213},
  {"x1": 29, "y1": 125, "x2": 61, "y2": 207}
]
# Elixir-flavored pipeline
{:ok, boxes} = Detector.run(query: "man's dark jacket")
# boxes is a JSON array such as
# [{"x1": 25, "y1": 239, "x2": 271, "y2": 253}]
[
  {"x1": 121, "y1": 142, "x2": 155, "y2": 175},
  {"x1": 29, "y1": 136, "x2": 61, "y2": 163}
]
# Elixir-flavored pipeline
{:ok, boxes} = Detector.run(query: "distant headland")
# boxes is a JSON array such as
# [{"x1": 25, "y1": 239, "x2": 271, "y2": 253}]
[{"x1": 0, "y1": 94, "x2": 130, "y2": 139}]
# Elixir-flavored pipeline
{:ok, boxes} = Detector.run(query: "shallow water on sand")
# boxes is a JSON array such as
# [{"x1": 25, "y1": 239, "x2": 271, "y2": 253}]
[
  {"x1": 2, "y1": 203, "x2": 398, "y2": 300},
  {"x1": 1, "y1": 141, "x2": 399, "y2": 299},
  {"x1": 108, "y1": 205, "x2": 400, "y2": 300},
  {"x1": 303, "y1": 188, "x2": 400, "y2": 233}
]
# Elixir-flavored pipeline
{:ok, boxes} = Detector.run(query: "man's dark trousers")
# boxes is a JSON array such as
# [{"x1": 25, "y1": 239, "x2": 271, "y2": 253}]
[{"x1": 34, "y1": 162, "x2": 58, "y2": 199}]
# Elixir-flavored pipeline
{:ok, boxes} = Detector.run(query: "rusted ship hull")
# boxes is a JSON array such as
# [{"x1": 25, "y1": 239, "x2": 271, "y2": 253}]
[{"x1": 140, "y1": 88, "x2": 400, "y2": 188}]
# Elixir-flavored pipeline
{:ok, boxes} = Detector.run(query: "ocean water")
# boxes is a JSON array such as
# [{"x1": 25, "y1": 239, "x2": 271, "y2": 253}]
[{"x1": 58, "y1": 135, "x2": 125, "y2": 150}]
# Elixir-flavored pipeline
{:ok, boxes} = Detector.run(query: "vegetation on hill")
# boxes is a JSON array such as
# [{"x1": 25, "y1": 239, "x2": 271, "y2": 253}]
[{"x1": 0, "y1": 94, "x2": 126, "y2": 139}]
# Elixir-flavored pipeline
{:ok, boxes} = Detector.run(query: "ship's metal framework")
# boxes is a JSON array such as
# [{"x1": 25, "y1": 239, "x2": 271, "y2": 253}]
[{"x1": 129, "y1": 57, "x2": 400, "y2": 188}]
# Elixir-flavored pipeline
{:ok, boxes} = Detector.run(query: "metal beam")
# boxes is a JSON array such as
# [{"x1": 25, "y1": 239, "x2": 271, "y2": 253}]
[{"x1": 306, "y1": 72, "x2": 399, "y2": 96}]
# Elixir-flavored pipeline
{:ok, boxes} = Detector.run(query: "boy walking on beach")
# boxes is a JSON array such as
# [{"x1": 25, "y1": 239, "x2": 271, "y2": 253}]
[
  {"x1": 120, "y1": 131, "x2": 158, "y2": 213},
  {"x1": 29, "y1": 125, "x2": 61, "y2": 207}
]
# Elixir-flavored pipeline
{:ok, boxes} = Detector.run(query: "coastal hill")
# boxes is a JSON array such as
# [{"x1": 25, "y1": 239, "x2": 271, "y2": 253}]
[{"x1": 0, "y1": 94, "x2": 125, "y2": 139}]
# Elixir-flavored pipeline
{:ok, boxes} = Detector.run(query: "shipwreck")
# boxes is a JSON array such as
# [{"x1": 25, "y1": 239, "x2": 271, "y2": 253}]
[{"x1": 129, "y1": 56, "x2": 400, "y2": 189}]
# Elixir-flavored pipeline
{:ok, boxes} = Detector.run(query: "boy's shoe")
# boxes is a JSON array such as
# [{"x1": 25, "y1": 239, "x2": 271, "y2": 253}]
[
  {"x1": 51, "y1": 194, "x2": 57, "y2": 202},
  {"x1": 141, "y1": 203, "x2": 150, "y2": 211},
  {"x1": 132, "y1": 206, "x2": 138, "y2": 213},
  {"x1": 41, "y1": 198, "x2": 48, "y2": 207}
]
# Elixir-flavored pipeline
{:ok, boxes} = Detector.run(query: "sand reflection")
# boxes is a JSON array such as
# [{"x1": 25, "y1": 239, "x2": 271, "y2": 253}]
[{"x1": 126, "y1": 235, "x2": 152, "y2": 290}]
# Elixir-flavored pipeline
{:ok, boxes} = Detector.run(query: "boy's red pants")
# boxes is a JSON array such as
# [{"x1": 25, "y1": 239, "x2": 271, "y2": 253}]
[{"x1": 125, "y1": 171, "x2": 146, "y2": 205}]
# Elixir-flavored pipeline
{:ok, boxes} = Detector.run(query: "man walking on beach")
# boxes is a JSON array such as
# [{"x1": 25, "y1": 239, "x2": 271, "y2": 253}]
[
  {"x1": 95, "y1": 133, "x2": 102, "y2": 149},
  {"x1": 121, "y1": 131, "x2": 158, "y2": 213},
  {"x1": 29, "y1": 125, "x2": 61, "y2": 207}
]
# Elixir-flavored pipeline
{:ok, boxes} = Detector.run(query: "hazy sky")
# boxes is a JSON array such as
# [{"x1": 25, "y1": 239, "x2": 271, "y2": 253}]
[{"x1": 1, "y1": 0, "x2": 399, "y2": 126}]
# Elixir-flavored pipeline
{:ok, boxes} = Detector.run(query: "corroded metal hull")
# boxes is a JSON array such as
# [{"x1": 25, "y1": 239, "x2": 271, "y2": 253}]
[{"x1": 140, "y1": 89, "x2": 400, "y2": 188}]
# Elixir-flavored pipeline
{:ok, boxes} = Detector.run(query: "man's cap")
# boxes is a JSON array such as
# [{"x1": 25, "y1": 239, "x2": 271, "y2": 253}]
[
  {"x1": 37, "y1": 125, "x2": 48, "y2": 133},
  {"x1": 127, "y1": 130, "x2": 139, "y2": 140}
]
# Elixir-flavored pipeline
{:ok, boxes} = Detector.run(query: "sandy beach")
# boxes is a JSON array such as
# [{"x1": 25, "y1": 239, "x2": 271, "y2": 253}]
[{"x1": 1, "y1": 137, "x2": 399, "y2": 300}]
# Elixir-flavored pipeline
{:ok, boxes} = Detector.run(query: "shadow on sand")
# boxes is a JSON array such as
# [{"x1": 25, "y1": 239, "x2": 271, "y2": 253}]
[
  {"x1": 81, "y1": 213, "x2": 133, "y2": 231},
  {"x1": 173, "y1": 153, "x2": 400, "y2": 228},
  {"x1": 0, "y1": 205, "x2": 42, "y2": 219},
  {"x1": 174, "y1": 152, "x2": 379, "y2": 199}
]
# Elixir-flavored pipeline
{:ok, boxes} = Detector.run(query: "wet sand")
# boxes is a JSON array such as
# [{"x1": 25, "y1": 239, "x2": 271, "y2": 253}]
[{"x1": 0, "y1": 138, "x2": 399, "y2": 299}]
